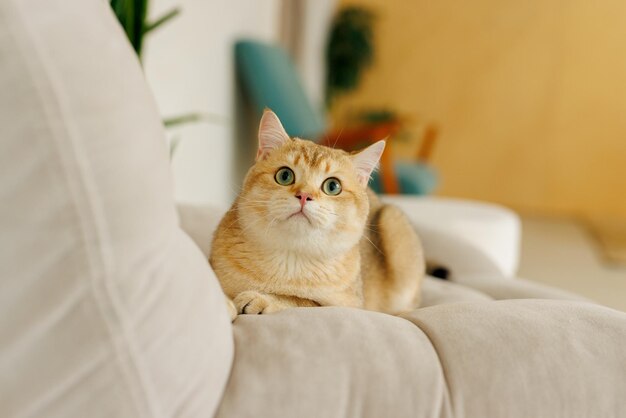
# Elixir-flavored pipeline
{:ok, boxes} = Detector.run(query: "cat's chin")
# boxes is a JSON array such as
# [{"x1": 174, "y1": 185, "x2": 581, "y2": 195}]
[
  {"x1": 286, "y1": 211, "x2": 311, "y2": 224},
  {"x1": 282, "y1": 216, "x2": 318, "y2": 236}
]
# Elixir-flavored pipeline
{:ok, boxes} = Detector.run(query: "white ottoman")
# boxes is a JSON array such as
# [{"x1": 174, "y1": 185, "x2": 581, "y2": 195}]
[{"x1": 381, "y1": 195, "x2": 521, "y2": 277}]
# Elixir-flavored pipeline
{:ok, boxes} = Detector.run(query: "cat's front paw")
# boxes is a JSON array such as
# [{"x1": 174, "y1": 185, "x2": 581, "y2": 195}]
[{"x1": 234, "y1": 291, "x2": 282, "y2": 314}]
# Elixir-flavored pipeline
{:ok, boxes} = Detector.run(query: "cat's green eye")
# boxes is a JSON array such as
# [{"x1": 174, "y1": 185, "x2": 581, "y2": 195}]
[
  {"x1": 275, "y1": 167, "x2": 295, "y2": 186},
  {"x1": 322, "y1": 177, "x2": 342, "y2": 196}
]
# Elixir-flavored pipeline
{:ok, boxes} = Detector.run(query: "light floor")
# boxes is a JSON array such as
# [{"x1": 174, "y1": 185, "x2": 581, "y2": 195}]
[{"x1": 519, "y1": 216, "x2": 626, "y2": 312}]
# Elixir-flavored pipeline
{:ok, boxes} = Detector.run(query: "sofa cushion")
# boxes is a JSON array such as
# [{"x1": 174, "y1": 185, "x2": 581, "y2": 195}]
[
  {"x1": 217, "y1": 307, "x2": 450, "y2": 418},
  {"x1": 0, "y1": 1, "x2": 232, "y2": 416},
  {"x1": 219, "y1": 301, "x2": 626, "y2": 418},
  {"x1": 403, "y1": 300, "x2": 626, "y2": 418}
]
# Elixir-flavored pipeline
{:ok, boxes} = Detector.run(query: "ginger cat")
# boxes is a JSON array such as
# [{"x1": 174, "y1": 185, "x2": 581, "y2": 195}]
[{"x1": 210, "y1": 110, "x2": 424, "y2": 316}]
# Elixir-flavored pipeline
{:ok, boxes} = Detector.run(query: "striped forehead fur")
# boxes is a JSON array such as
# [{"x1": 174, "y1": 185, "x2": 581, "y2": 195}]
[{"x1": 284, "y1": 138, "x2": 350, "y2": 169}]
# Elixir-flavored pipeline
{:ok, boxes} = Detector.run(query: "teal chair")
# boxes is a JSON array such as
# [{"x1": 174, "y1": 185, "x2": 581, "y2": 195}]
[
  {"x1": 369, "y1": 162, "x2": 437, "y2": 195},
  {"x1": 235, "y1": 40, "x2": 325, "y2": 140},
  {"x1": 234, "y1": 39, "x2": 438, "y2": 195}
]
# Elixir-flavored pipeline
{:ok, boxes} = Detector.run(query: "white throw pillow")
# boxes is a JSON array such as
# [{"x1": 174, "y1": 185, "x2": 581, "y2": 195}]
[{"x1": 0, "y1": 0, "x2": 233, "y2": 416}]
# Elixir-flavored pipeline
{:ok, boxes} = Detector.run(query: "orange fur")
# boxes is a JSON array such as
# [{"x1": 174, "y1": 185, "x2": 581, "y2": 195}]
[{"x1": 209, "y1": 110, "x2": 424, "y2": 315}]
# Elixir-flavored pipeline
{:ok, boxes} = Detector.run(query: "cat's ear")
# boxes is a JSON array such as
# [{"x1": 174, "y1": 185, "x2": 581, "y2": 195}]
[
  {"x1": 351, "y1": 140, "x2": 386, "y2": 187},
  {"x1": 257, "y1": 109, "x2": 290, "y2": 160}
]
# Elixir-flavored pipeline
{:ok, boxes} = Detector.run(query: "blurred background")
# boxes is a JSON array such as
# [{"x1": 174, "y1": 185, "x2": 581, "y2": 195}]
[{"x1": 129, "y1": 0, "x2": 625, "y2": 308}]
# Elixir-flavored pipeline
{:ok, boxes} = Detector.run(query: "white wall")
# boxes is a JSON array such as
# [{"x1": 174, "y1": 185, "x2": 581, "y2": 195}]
[
  {"x1": 291, "y1": 0, "x2": 337, "y2": 113},
  {"x1": 143, "y1": 0, "x2": 281, "y2": 207}
]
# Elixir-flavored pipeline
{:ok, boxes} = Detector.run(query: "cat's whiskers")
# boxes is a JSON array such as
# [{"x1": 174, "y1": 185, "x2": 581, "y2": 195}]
[
  {"x1": 331, "y1": 127, "x2": 345, "y2": 150},
  {"x1": 227, "y1": 183, "x2": 247, "y2": 199},
  {"x1": 236, "y1": 215, "x2": 272, "y2": 237},
  {"x1": 264, "y1": 215, "x2": 279, "y2": 238},
  {"x1": 237, "y1": 193, "x2": 267, "y2": 202},
  {"x1": 238, "y1": 195, "x2": 266, "y2": 200},
  {"x1": 226, "y1": 202, "x2": 266, "y2": 211},
  {"x1": 312, "y1": 205, "x2": 339, "y2": 221},
  {"x1": 361, "y1": 226, "x2": 381, "y2": 237},
  {"x1": 361, "y1": 234, "x2": 384, "y2": 255},
  {"x1": 238, "y1": 203, "x2": 270, "y2": 209},
  {"x1": 222, "y1": 204, "x2": 268, "y2": 227},
  {"x1": 221, "y1": 197, "x2": 270, "y2": 222},
  {"x1": 221, "y1": 203, "x2": 273, "y2": 231},
  {"x1": 240, "y1": 202, "x2": 293, "y2": 236}
]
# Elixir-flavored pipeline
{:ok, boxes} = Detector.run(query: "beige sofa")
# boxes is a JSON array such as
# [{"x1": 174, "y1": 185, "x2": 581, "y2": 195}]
[{"x1": 1, "y1": 1, "x2": 625, "y2": 417}]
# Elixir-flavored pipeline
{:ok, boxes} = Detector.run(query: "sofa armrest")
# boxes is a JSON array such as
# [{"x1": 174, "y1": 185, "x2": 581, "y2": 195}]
[
  {"x1": 382, "y1": 195, "x2": 521, "y2": 278},
  {"x1": 178, "y1": 203, "x2": 227, "y2": 258},
  {"x1": 453, "y1": 273, "x2": 590, "y2": 302},
  {"x1": 416, "y1": 225, "x2": 507, "y2": 279}
]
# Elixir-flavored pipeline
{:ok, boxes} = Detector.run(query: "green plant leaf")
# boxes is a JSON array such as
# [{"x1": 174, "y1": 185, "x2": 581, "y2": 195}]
[
  {"x1": 325, "y1": 6, "x2": 376, "y2": 105},
  {"x1": 132, "y1": 0, "x2": 149, "y2": 57},
  {"x1": 110, "y1": 0, "x2": 182, "y2": 60},
  {"x1": 144, "y1": 8, "x2": 181, "y2": 34},
  {"x1": 163, "y1": 112, "x2": 229, "y2": 128},
  {"x1": 109, "y1": 0, "x2": 148, "y2": 57},
  {"x1": 169, "y1": 136, "x2": 181, "y2": 158}
]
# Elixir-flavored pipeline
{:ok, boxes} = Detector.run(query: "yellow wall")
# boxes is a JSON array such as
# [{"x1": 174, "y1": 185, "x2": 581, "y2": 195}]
[{"x1": 332, "y1": 0, "x2": 626, "y2": 220}]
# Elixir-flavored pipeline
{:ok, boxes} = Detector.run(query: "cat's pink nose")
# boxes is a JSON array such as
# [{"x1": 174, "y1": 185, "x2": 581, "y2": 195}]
[{"x1": 295, "y1": 192, "x2": 313, "y2": 207}]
